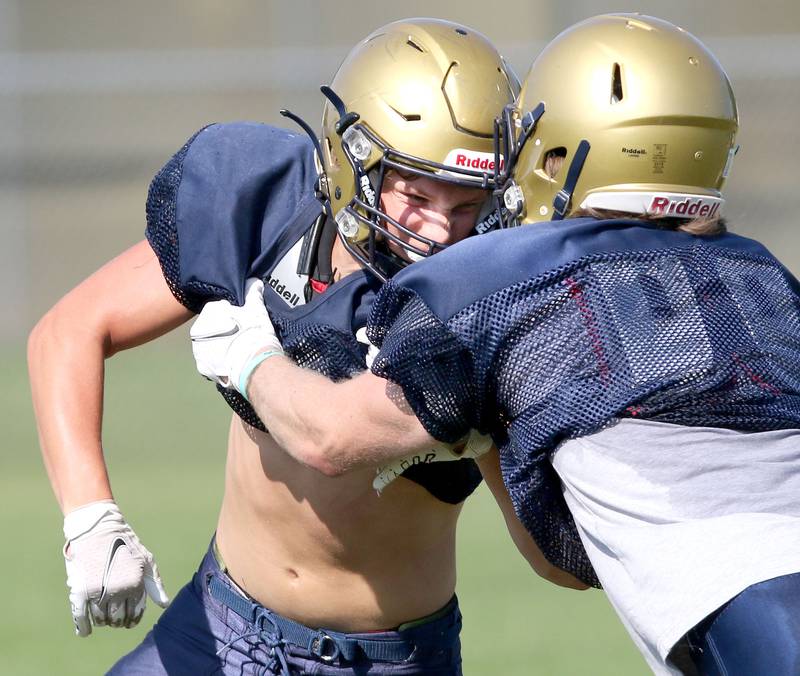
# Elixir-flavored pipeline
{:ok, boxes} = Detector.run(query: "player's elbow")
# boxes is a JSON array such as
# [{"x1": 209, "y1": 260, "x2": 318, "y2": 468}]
[
  {"x1": 290, "y1": 434, "x2": 351, "y2": 477},
  {"x1": 29, "y1": 295, "x2": 111, "y2": 364},
  {"x1": 306, "y1": 410, "x2": 368, "y2": 476},
  {"x1": 27, "y1": 309, "x2": 63, "y2": 368},
  {"x1": 269, "y1": 403, "x2": 364, "y2": 477},
  {"x1": 314, "y1": 439, "x2": 353, "y2": 477},
  {"x1": 312, "y1": 457, "x2": 347, "y2": 478},
  {"x1": 27, "y1": 313, "x2": 48, "y2": 359}
]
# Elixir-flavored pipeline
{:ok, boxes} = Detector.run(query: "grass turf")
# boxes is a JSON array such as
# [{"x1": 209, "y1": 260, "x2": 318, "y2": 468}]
[{"x1": 4, "y1": 339, "x2": 647, "y2": 675}]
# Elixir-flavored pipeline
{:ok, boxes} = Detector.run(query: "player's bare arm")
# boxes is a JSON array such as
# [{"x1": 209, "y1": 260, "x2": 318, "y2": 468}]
[
  {"x1": 190, "y1": 279, "x2": 437, "y2": 475},
  {"x1": 30, "y1": 239, "x2": 192, "y2": 510},
  {"x1": 249, "y1": 356, "x2": 436, "y2": 475},
  {"x1": 29, "y1": 239, "x2": 192, "y2": 634},
  {"x1": 476, "y1": 450, "x2": 589, "y2": 590}
]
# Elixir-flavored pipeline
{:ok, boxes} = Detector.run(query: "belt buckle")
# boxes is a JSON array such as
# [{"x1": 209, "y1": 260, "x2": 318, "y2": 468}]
[{"x1": 311, "y1": 632, "x2": 339, "y2": 663}]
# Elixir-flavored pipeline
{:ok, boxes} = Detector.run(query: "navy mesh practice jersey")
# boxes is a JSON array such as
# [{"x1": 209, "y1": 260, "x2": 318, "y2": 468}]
[
  {"x1": 145, "y1": 122, "x2": 482, "y2": 504},
  {"x1": 367, "y1": 218, "x2": 800, "y2": 585}
]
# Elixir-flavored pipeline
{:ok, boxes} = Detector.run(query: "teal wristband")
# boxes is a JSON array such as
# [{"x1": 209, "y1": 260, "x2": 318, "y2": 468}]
[{"x1": 238, "y1": 350, "x2": 283, "y2": 401}]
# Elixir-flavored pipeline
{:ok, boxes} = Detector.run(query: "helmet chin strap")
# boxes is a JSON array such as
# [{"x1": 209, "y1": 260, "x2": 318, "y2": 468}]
[
  {"x1": 552, "y1": 139, "x2": 591, "y2": 221},
  {"x1": 278, "y1": 108, "x2": 339, "y2": 295},
  {"x1": 279, "y1": 109, "x2": 326, "y2": 189},
  {"x1": 320, "y1": 86, "x2": 360, "y2": 135},
  {"x1": 283, "y1": 88, "x2": 367, "y2": 290}
]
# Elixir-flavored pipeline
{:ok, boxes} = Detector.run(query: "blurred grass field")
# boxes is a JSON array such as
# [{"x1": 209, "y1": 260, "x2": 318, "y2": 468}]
[{"x1": 3, "y1": 338, "x2": 647, "y2": 675}]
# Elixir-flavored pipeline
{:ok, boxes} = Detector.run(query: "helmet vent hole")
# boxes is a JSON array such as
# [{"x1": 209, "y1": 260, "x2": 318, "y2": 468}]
[
  {"x1": 611, "y1": 63, "x2": 624, "y2": 104},
  {"x1": 543, "y1": 148, "x2": 566, "y2": 179},
  {"x1": 388, "y1": 104, "x2": 421, "y2": 123},
  {"x1": 625, "y1": 18, "x2": 654, "y2": 32},
  {"x1": 406, "y1": 38, "x2": 425, "y2": 53},
  {"x1": 455, "y1": 28, "x2": 468, "y2": 36}
]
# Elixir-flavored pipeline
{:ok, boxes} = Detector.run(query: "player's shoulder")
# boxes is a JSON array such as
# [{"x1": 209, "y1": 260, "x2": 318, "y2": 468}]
[
  {"x1": 189, "y1": 121, "x2": 314, "y2": 155},
  {"x1": 388, "y1": 217, "x2": 749, "y2": 321},
  {"x1": 182, "y1": 121, "x2": 316, "y2": 177},
  {"x1": 149, "y1": 121, "x2": 318, "y2": 203},
  {"x1": 145, "y1": 122, "x2": 323, "y2": 312},
  {"x1": 385, "y1": 220, "x2": 600, "y2": 317}
]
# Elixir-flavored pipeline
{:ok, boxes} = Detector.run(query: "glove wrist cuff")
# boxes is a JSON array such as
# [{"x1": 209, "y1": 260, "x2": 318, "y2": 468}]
[{"x1": 63, "y1": 499, "x2": 120, "y2": 540}]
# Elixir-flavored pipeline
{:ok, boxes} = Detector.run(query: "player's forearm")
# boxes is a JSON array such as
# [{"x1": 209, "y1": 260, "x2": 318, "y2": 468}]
[
  {"x1": 29, "y1": 240, "x2": 192, "y2": 513},
  {"x1": 476, "y1": 451, "x2": 589, "y2": 590},
  {"x1": 247, "y1": 356, "x2": 437, "y2": 475},
  {"x1": 505, "y1": 518, "x2": 590, "y2": 590},
  {"x1": 28, "y1": 306, "x2": 112, "y2": 513}
]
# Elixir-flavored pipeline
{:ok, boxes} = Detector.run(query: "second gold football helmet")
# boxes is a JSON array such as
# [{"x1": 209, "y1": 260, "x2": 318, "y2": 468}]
[{"x1": 498, "y1": 14, "x2": 739, "y2": 226}]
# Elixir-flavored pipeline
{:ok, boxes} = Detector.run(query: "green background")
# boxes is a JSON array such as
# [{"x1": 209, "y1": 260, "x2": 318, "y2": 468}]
[{"x1": 4, "y1": 341, "x2": 647, "y2": 675}]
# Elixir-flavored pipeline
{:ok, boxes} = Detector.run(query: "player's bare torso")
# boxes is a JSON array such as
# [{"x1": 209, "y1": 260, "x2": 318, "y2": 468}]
[{"x1": 216, "y1": 415, "x2": 461, "y2": 631}]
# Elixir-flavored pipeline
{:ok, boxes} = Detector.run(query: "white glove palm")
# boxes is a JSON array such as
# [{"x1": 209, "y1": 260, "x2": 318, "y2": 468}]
[
  {"x1": 63, "y1": 500, "x2": 169, "y2": 636},
  {"x1": 373, "y1": 430, "x2": 493, "y2": 492},
  {"x1": 190, "y1": 278, "x2": 284, "y2": 397}
]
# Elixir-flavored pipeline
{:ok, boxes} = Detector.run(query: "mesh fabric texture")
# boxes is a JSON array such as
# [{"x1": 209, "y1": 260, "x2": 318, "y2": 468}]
[
  {"x1": 370, "y1": 242, "x2": 800, "y2": 586},
  {"x1": 145, "y1": 126, "x2": 232, "y2": 313}
]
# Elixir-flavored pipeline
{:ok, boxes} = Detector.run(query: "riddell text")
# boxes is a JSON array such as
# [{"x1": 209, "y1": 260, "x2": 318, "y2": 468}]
[{"x1": 454, "y1": 154, "x2": 505, "y2": 171}]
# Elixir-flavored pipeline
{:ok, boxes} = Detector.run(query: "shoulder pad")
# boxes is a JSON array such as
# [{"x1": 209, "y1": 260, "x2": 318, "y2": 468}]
[{"x1": 146, "y1": 122, "x2": 320, "y2": 312}]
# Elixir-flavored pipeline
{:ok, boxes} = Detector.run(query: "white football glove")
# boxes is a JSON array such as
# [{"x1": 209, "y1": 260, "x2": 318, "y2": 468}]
[
  {"x1": 190, "y1": 278, "x2": 284, "y2": 397},
  {"x1": 373, "y1": 430, "x2": 493, "y2": 493},
  {"x1": 62, "y1": 500, "x2": 169, "y2": 637}
]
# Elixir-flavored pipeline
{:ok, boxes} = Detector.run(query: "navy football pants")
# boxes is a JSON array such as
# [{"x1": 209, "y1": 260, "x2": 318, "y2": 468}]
[
  {"x1": 108, "y1": 541, "x2": 462, "y2": 675},
  {"x1": 687, "y1": 572, "x2": 800, "y2": 675}
]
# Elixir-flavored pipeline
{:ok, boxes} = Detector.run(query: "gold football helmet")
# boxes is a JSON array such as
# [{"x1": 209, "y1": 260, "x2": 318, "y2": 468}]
[
  {"x1": 498, "y1": 14, "x2": 739, "y2": 226},
  {"x1": 314, "y1": 18, "x2": 518, "y2": 274}
]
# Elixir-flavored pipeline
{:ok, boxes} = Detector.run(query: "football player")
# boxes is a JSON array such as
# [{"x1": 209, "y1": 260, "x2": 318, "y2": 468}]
[
  {"x1": 195, "y1": 14, "x2": 800, "y2": 676},
  {"x1": 28, "y1": 18, "x2": 524, "y2": 675}
]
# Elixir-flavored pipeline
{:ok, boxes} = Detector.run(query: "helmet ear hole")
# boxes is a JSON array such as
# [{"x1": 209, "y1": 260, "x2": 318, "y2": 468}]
[{"x1": 543, "y1": 147, "x2": 567, "y2": 179}]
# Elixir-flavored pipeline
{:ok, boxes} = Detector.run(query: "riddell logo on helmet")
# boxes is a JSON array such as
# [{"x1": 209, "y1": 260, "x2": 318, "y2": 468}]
[
  {"x1": 359, "y1": 174, "x2": 376, "y2": 207},
  {"x1": 454, "y1": 153, "x2": 504, "y2": 171},
  {"x1": 443, "y1": 149, "x2": 505, "y2": 172},
  {"x1": 649, "y1": 196, "x2": 721, "y2": 218},
  {"x1": 475, "y1": 209, "x2": 500, "y2": 234}
]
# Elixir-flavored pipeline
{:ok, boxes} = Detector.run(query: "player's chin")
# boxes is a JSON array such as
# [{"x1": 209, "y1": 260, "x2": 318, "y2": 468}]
[
  {"x1": 401, "y1": 240, "x2": 448, "y2": 263},
  {"x1": 385, "y1": 244, "x2": 419, "y2": 264},
  {"x1": 388, "y1": 229, "x2": 455, "y2": 263}
]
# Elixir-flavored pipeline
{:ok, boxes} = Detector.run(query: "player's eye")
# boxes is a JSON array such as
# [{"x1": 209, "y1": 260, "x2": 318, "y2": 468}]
[{"x1": 402, "y1": 192, "x2": 429, "y2": 206}]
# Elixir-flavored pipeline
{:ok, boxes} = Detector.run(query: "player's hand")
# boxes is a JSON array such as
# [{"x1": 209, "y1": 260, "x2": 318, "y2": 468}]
[
  {"x1": 373, "y1": 430, "x2": 493, "y2": 492},
  {"x1": 190, "y1": 278, "x2": 284, "y2": 397},
  {"x1": 62, "y1": 500, "x2": 169, "y2": 637}
]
